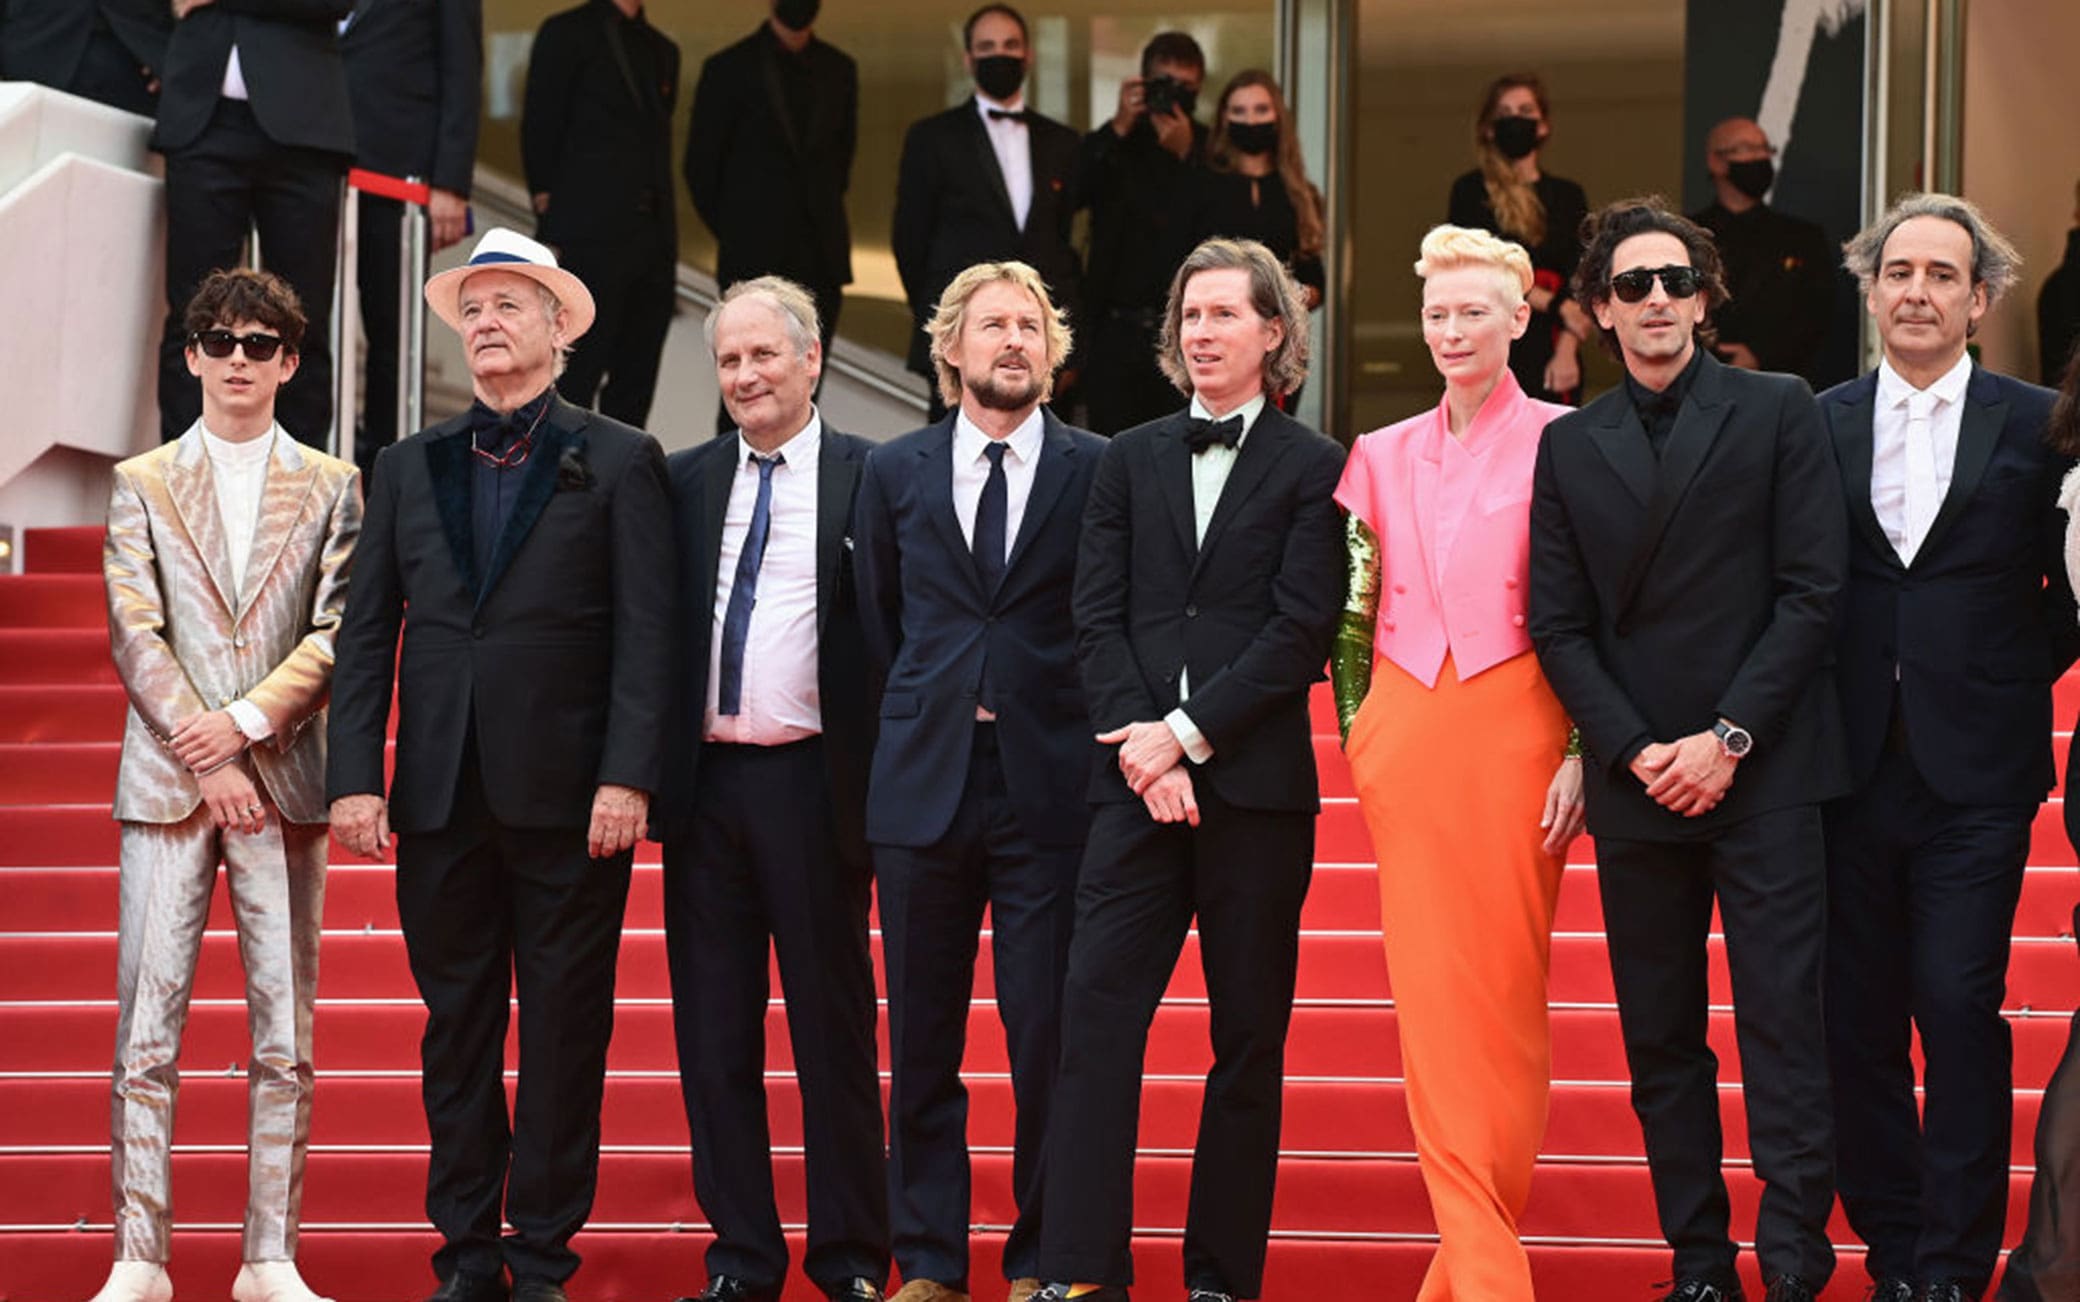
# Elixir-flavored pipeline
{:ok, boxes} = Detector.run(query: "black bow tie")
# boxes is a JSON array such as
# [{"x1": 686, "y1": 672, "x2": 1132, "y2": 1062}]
[
  {"x1": 987, "y1": 107, "x2": 1028, "y2": 123},
  {"x1": 1184, "y1": 414, "x2": 1244, "y2": 453}
]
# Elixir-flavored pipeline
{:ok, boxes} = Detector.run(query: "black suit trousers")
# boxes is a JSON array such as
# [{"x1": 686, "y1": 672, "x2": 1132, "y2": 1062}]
[
  {"x1": 353, "y1": 191, "x2": 414, "y2": 473},
  {"x1": 1080, "y1": 312, "x2": 1174, "y2": 438},
  {"x1": 394, "y1": 730, "x2": 632, "y2": 1285},
  {"x1": 874, "y1": 725, "x2": 1080, "y2": 1288},
  {"x1": 662, "y1": 739, "x2": 889, "y2": 1292},
  {"x1": 1825, "y1": 745, "x2": 2032, "y2": 1291},
  {"x1": 1036, "y1": 789, "x2": 1314, "y2": 1296},
  {"x1": 1596, "y1": 805, "x2": 1836, "y2": 1286},
  {"x1": 555, "y1": 235, "x2": 677, "y2": 430},
  {"x1": 73, "y1": 28, "x2": 158, "y2": 116},
  {"x1": 158, "y1": 98, "x2": 342, "y2": 444}
]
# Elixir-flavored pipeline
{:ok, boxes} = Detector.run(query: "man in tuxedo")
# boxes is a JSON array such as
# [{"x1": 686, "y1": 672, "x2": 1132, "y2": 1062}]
[
  {"x1": 522, "y1": 0, "x2": 678, "y2": 428},
  {"x1": 853, "y1": 261, "x2": 1105, "y2": 1302},
  {"x1": 340, "y1": 0, "x2": 481, "y2": 478},
  {"x1": 1527, "y1": 198, "x2": 1848, "y2": 1302},
  {"x1": 1820, "y1": 194, "x2": 2079, "y2": 1302},
  {"x1": 685, "y1": 0, "x2": 856, "y2": 433},
  {"x1": 658, "y1": 277, "x2": 888, "y2": 1302},
  {"x1": 327, "y1": 228, "x2": 672, "y2": 1302},
  {"x1": 892, "y1": 4, "x2": 1081, "y2": 423},
  {"x1": 0, "y1": 0, "x2": 169, "y2": 115},
  {"x1": 152, "y1": 0, "x2": 355, "y2": 446},
  {"x1": 1030, "y1": 238, "x2": 1344, "y2": 1302}
]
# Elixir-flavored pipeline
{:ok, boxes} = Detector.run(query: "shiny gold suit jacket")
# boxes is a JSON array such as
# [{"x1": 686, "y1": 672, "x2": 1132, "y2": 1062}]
[{"x1": 104, "y1": 425, "x2": 362, "y2": 825}]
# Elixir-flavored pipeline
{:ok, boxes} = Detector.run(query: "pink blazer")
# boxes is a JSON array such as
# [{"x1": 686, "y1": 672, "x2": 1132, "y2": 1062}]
[{"x1": 1335, "y1": 371, "x2": 1571, "y2": 688}]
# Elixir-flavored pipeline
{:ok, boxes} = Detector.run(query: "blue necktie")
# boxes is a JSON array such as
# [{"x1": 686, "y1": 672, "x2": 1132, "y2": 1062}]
[
  {"x1": 973, "y1": 442, "x2": 1008, "y2": 592},
  {"x1": 717, "y1": 451, "x2": 782, "y2": 716}
]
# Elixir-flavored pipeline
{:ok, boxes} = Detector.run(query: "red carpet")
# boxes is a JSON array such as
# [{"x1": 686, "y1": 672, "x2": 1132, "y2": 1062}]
[{"x1": 2, "y1": 522, "x2": 2075, "y2": 1300}]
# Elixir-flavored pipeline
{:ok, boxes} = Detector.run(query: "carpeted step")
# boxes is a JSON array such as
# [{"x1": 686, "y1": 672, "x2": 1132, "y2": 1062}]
[
  {"x1": 0, "y1": 572, "x2": 105, "y2": 627},
  {"x1": 0, "y1": 628, "x2": 123, "y2": 684},
  {"x1": 0, "y1": 684, "x2": 129, "y2": 742},
  {"x1": 0, "y1": 740, "x2": 405, "y2": 806},
  {"x1": 22, "y1": 526, "x2": 107, "y2": 575}
]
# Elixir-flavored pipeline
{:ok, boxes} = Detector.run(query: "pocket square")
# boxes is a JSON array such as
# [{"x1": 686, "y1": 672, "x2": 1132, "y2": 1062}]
[{"x1": 555, "y1": 449, "x2": 595, "y2": 490}]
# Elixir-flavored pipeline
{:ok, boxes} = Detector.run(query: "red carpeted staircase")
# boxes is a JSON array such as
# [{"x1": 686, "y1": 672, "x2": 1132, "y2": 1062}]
[{"x1": 2, "y1": 523, "x2": 2074, "y2": 1300}]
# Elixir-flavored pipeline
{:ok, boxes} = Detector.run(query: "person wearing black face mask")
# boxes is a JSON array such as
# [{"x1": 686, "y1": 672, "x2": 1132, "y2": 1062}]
[
  {"x1": 1192, "y1": 71, "x2": 1325, "y2": 310},
  {"x1": 685, "y1": 0, "x2": 860, "y2": 431},
  {"x1": 1690, "y1": 116, "x2": 1836, "y2": 386},
  {"x1": 892, "y1": 3, "x2": 1084, "y2": 423},
  {"x1": 1078, "y1": 30, "x2": 1210, "y2": 435}
]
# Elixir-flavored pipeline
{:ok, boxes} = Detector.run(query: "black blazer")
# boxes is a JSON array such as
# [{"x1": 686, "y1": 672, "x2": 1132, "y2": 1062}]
[
  {"x1": 0, "y1": 0, "x2": 171, "y2": 97},
  {"x1": 1528, "y1": 350, "x2": 1851, "y2": 841},
  {"x1": 891, "y1": 100, "x2": 1082, "y2": 376},
  {"x1": 327, "y1": 396, "x2": 674, "y2": 833},
  {"x1": 685, "y1": 25, "x2": 855, "y2": 291},
  {"x1": 657, "y1": 426, "x2": 875, "y2": 867},
  {"x1": 521, "y1": 0, "x2": 678, "y2": 249},
  {"x1": 152, "y1": 0, "x2": 355, "y2": 157},
  {"x1": 854, "y1": 410, "x2": 1104, "y2": 848},
  {"x1": 339, "y1": 0, "x2": 481, "y2": 196},
  {"x1": 1821, "y1": 365, "x2": 2078, "y2": 805},
  {"x1": 1073, "y1": 405, "x2": 1345, "y2": 812}
]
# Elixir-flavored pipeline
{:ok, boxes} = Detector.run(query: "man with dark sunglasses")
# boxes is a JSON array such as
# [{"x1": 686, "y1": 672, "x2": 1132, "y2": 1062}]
[{"x1": 1527, "y1": 197, "x2": 1848, "y2": 1302}]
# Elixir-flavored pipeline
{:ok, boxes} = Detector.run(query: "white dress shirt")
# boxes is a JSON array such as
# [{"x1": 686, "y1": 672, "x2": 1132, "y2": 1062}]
[
  {"x1": 975, "y1": 93, "x2": 1033, "y2": 232},
  {"x1": 1871, "y1": 352, "x2": 1972, "y2": 566},
  {"x1": 221, "y1": 47, "x2": 250, "y2": 100},
  {"x1": 952, "y1": 406, "x2": 1045, "y2": 559},
  {"x1": 705, "y1": 413, "x2": 824, "y2": 745},
  {"x1": 1167, "y1": 392, "x2": 1270, "y2": 763},
  {"x1": 201, "y1": 422, "x2": 278, "y2": 741}
]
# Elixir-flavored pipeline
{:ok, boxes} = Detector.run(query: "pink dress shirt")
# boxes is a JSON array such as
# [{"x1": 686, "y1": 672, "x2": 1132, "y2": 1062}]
[{"x1": 1334, "y1": 371, "x2": 1571, "y2": 688}]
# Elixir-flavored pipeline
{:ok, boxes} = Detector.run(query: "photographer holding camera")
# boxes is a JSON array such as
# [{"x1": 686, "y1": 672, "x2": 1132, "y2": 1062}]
[{"x1": 1078, "y1": 30, "x2": 1209, "y2": 435}]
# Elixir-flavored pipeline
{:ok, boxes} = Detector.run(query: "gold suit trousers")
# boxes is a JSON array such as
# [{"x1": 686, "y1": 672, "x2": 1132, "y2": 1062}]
[{"x1": 112, "y1": 791, "x2": 326, "y2": 1262}]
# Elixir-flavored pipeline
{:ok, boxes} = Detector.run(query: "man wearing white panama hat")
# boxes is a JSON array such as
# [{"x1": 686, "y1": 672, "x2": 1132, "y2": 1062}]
[{"x1": 327, "y1": 227, "x2": 673, "y2": 1302}]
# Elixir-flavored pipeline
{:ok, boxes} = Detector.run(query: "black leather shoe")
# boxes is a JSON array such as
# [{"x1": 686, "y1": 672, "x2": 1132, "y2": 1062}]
[
  {"x1": 1763, "y1": 1278, "x2": 1816, "y2": 1302},
  {"x1": 430, "y1": 1273, "x2": 509, "y2": 1302},
  {"x1": 511, "y1": 1282, "x2": 568, "y2": 1302},
  {"x1": 1919, "y1": 1285, "x2": 1973, "y2": 1302},
  {"x1": 1867, "y1": 1282, "x2": 1916, "y2": 1302},
  {"x1": 1186, "y1": 1291, "x2": 1235, "y2": 1302},
  {"x1": 1656, "y1": 1281, "x2": 1745, "y2": 1302},
  {"x1": 676, "y1": 1280, "x2": 781, "y2": 1302},
  {"x1": 826, "y1": 1281, "x2": 884, "y2": 1302}
]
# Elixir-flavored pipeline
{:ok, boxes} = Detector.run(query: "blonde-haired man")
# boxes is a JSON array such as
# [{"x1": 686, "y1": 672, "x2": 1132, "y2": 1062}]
[{"x1": 854, "y1": 260, "x2": 1106, "y2": 1302}]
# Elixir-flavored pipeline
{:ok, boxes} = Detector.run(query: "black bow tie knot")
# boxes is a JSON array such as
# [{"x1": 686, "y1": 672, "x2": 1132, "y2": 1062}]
[
  {"x1": 986, "y1": 107, "x2": 1029, "y2": 123},
  {"x1": 1185, "y1": 414, "x2": 1244, "y2": 454}
]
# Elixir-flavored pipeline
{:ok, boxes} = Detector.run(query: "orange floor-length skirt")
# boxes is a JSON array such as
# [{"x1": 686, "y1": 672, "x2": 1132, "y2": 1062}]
[{"x1": 1346, "y1": 649, "x2": 1572, "y2": 1301}]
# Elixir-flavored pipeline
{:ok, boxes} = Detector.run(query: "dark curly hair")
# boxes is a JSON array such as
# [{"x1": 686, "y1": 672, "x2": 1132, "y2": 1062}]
[
  {"x1": 1570, "y1": 196, "x2": 1728, "y2": 362},
  {"x1": 182, "y1": 268, "x2": 307, "y2": 354}
]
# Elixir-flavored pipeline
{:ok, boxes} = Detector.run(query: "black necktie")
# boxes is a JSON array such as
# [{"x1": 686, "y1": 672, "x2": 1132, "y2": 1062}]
[
  {"x1": 987, "y1": 107, "x2": 1028, "y2": 123},
  {"x1": 973, "y1": 442, "x2": 1008, "y2": 592},
  {"x1": 1185, "y1": 414, "x2": 1244, "y2": 454},
  {"x1": 717, "y1": 452, "x2": 782, "y2": 716}
]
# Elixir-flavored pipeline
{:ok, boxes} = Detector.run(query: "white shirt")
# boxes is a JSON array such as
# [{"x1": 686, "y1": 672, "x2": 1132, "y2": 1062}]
[
  {"x1": 1167, "y1": 392, "x2": 1270, "y2": 763},
  {"x1": 975, "y1": 93, "x2": 1032, "y2": 232},
  {"x1": 200, "y1": 422, "x2": 278, "y2": 742},
  {"x1": 221, "y1": 46, "x2": 250, "y2": 101},
  {"x1": 952, "y1": 406, "x2": 1044, "y2": 559},
  {"x1": 1871, "y1": 352, "x2": 1972, "y2": 565},
  {"x1": 705, "y1": 413, "x2": 824, "y2": 745}
]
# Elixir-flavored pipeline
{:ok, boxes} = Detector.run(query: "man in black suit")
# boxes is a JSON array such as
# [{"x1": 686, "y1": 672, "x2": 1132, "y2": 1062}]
[
  {"x1": 1820, "y1": 194, "x2": 2079, "y2": 1302},
  {"x1": 152, "y1": 0, "x2": 354, "y2": 446},
  {"x1": 0, "y1": 0, "x2": 169, "y2": 115},
  {"x1": 658, "y1": 277, "x2": 888, "y2": 1302},
  {"x1": 327, "y1": 228, "x2": 673, "y2": 1302},
  {"x1": 685, "y1": 0, "x2": 856, "y2": 433},
  {"x1": 522, "y1": 0, "x2": 678, "y2": 428},
  {"x1": 1030, "y1": 238, "x2": 1344, "y2": 1302},
  {"x1": 853, "y1": 261, "x2": 1105, "y2": 1302},
  {"x1": 1527, "y1": 199, "x2": 1848, "y2": 1302},
  {"x1": 892, "y1": 4, "x2": 1081, "y2": 423},
  {"x1": 340, "y1": 0, "x2": 481, "y2": 478}
]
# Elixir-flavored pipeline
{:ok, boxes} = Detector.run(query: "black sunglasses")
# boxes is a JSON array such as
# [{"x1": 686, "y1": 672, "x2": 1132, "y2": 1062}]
[
  {"x1": 1608, "y1": 265, "x2": 1702, "y2": 304},
  {"x1": 190, "y1": 329, "x2": 288, "y2": 362}
]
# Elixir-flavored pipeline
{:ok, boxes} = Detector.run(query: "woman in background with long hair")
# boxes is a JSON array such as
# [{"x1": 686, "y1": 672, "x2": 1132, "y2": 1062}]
[{"x1": 1196, "y1": 69, "x2": 1326, "y2": 311}]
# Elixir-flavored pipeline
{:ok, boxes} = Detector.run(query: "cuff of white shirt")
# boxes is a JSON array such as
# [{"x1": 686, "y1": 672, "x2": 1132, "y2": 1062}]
[
  {"x1": 227, "y1": 699, "x2": 273, "y2": 743},
  {"x1": 1165, "y1": 708, "x2": 1213, "y2": 764}
]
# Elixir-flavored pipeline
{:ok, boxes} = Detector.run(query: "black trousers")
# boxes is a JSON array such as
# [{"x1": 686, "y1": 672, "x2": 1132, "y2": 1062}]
[
  {"x1": 69, "y1": 29, "x2": 158, "y2": 117},
  {"x1": 394, "y1": 735, "x2": 632, "y2": 1285},
  {"x1": 713, "y1": 274, "x2": 841, "y2": 435},
  {"x1": 555, "y1": 234, "x2": 676, "y2": 430},
  {"x1": 1079, "y1": 310, "x2": 1174, "y2": 438},
  {"x1": 353, "y1": 191, "x2": 418, "y2": 476},
  {"x1": 1036, "y1": 790, "x2": 1314, "y2": 1297},
  {"x1": 159, "y1": 98, "x2": 342, "y2": 444},
  {"x1": 2000, "y1": 909, "x2": 2080, "y2": 1301},
  {"x1": 874, "y1": 725, "x2": 1081, "y2": 1289},
  {"x1": 1826, "y1": 745, "x2": 2033, "y2": 1292},
  {"x1": 1596, "y1": 805, "x2": 1836, "y2": 1287},
  {"x1": 662, "y1": 738, "x2": 888, "y2": 1293}
]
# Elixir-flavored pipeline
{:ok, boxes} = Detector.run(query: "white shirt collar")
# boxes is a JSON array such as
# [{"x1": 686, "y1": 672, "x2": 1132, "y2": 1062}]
[
  {"x1": 954, "y1": 404, "x2": 1045, "y2": 466},
  {"x1": 200, "y1": 421, "x2": 278, "y2": 469},
  {"x1": 1877, "y1": 351, "x2": 1974, "y2": 411},
  {"x1": 738, "y1": 407, "x2": 822, "y2": 469},
  {"x1": 1188, "y1": 392, "x2": 1268, "y2": 446}
]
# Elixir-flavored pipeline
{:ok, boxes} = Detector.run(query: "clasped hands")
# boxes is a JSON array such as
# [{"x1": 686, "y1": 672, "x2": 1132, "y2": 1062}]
[
  {"x1": 170, "y1": 709, "x2": 267, "y2": 834},
  {"x1": 1098, "y1": 719, "x2": 1200, "y2": 827},
  {"x1": 328, "y1": 784, "x2": 650, "y2": 860},
  {"x1": 1629, "y1": 728, "x2": 1738, "y2": 818}
]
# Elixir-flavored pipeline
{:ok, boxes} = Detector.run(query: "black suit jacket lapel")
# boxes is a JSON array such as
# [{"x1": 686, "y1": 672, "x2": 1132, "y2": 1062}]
[
  {"x1": 959, "y1": 107, "x2": 1020, "y2": 233},
  {"x1": 817, "y1": 430, "x2": 861, "y2": 635},
  {"x1": 1829, "y1": 377, "x2": 1901, "y2": 568},
  {"x1": 423, "y1": 418, "x2": 478, "y2": 595},
  {"x1": 1917, "y1": 366, "x2": 2005, "y2": 562},
  {"x1": 1002, "y1": 412, "x2": 1076, "y2": 584},
  {"x1": 1613, "y1": 355, "x2": 1734, "y2": 624},
  {"x1": 698, "y1": 433, "x2": 740, "y2": 621},
  {"x1": 1585, "y1": 403, "x2": 1657, "y2": 509},
  {"x1": 1153, "y1": 415, "x2": 1199, "y2": 561},
  {"x1": 919, "y1": 419, "x2": 985, "y2": 599},
  {"x1": 478, "y1": 400, "x2": 587, "y2": 609},
  {"x1": 1193, "y1": 409, "x2": 1294, "y2": 585}
]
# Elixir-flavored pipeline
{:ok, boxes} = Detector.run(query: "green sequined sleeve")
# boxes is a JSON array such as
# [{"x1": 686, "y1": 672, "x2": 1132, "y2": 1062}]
[{"x1": 1330, "y1": 515, "x2": 1380, "y2": 744}]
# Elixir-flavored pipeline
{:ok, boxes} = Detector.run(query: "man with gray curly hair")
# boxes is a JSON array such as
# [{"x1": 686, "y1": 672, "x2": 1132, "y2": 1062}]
[{"x1": 1819, "y1": 193, "x2": 2079, "y2": 1302}]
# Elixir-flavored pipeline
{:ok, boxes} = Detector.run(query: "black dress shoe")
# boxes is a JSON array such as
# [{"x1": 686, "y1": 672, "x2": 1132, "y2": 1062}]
[
  {"x1": 511, "y1": 1282, "x2": 568, "y2": 1302},
  {"x1": 675, "y1": 1280, "x2": 781, "y2": 1302},
  {"x1": 1186, "y1": 1291, "x2": 1235, "y2": 1302},
  {"x1": 826, "y1": 1281, "x2": 884, "y2": 1302},
  {"x1": 1763, "y1": 1278, "x2": 1816, "y2": 1302},
  {"x1": 1867, "y1": 1281, "x2": 1916, "y2": 1302},
  {"x1": 1656, "y1": 1281, "x2": 1745, "y2": 1302},
  {"x1": 1919, "y1": 1285, "x2": 1974, "y2": 1302},
  {"x1": 429, "y1": 1273, "x2": 509, "y2": 1302}
]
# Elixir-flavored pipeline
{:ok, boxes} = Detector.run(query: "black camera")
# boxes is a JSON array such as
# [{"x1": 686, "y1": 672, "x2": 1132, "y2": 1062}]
[{"x1": 1144, "y1": 75, "x2": 1196, "y2": 119}]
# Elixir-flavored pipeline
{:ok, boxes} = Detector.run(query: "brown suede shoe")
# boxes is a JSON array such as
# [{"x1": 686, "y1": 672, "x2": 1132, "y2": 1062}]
[{"x1": 888, "y1": 1283, "x2": 969, "y2": 1302}]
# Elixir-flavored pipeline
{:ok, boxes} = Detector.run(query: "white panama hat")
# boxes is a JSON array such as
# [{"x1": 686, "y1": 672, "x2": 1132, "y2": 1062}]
[{"x1": 424, "y1": 227, "x2": 597, "y2": 340}]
